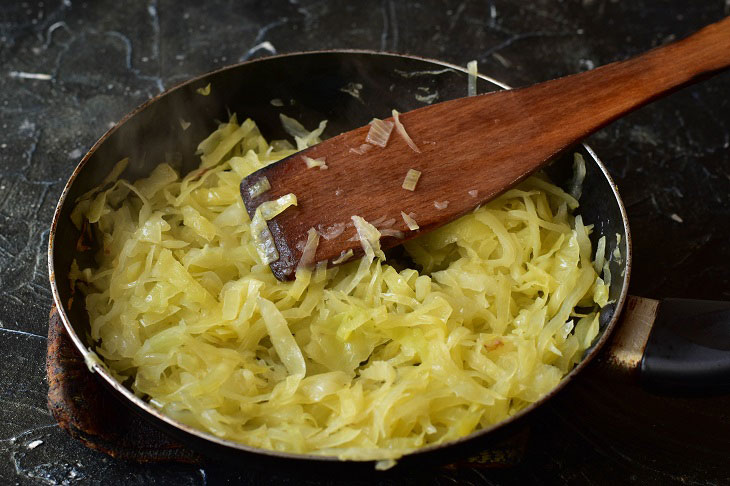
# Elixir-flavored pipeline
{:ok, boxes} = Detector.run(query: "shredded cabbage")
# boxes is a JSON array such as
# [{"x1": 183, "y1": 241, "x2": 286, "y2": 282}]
[
  {"x1": 568, "y1": 153, "x2": 587, "y2": 200},
  {"x1": 302, "y1": 155, "x2": 328, "y2": 170},
  {"x1": 401, "y1": 211, "x2": 419, "y2": 231},
  {"x1": 250, "y1": 193, "x2": 298, "y2": 264},
  {"x1": 246, "y1": 176, "x2": 271, "y2": 199},
  {"x1": 71, "y1": 115, "x2": 608, "y2": 464},
  {"x1": 366, "y1": 119, "x2": 394, "y2": 148},
  {"x1": 280, "y1": 114, "x2": 327, "y2": 150},
  {"x1": 332, "y1": 249, "x2": 354, "y2": 264},
  {"x1": 392, "y1": 109, "x2": 421, "y2": 153},
  {"x1": 317, "y1": 222, "x2": 345, "y2": 241},
  {"x1": 351, "y1": 215, "x2": 385, "y2": 260},
  {"x1": 298, "y1": 227, "x2": 320, "y2": 270},
  {"x1": 349, "y1": 143, "x2": 373, "y2": 155},
  {"x1": 434, "y1": 200, "x2": 449, "y2": 210},
  {"x1": 467, "y1": 60, "x2": 478, "y2": 96},
  {"x1": 402, "y1": 169, "x2": 421, "y2": 191}
]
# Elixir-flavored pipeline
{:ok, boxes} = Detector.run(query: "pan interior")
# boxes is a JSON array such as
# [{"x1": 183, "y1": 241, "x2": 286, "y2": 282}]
[{"x1": 50, "y1": 51, "x2": 630, "y2": 460}]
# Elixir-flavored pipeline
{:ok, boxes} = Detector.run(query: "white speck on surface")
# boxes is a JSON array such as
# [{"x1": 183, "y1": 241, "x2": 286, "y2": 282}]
[
  {"x1": 670, "y1": 213, "x2": 683, "y2": 223},
  {"x1": 579, "y1": 58, "x2": 595, "y2": 70},
  {"x1": 241, "y1": 41, "x2": 277, "y2": 61},
  {"x1": 9, "y1": 71, "x2": 52, "y2": 80},
  {"x1": 19, "y1": 119, "x2": 35, "y2": 132},
  {"x1": 335, "y1": 189, "x2": 343, "y2": 196},
  {"x1": 317, "y1": 222, "x2": 345, "y2": 240},
  {"x1": 468, "y1": 190, "x2": 478, "y2": 197},
  {"x1": 27, "y1": 439, "x2": 43, "y2": 449},
  {"x1": 376, "y1": 459, "x2": 397, "y2": 471},
  {"x1": 270, "y1": 98, "x2": 284, "y2": 107},
  {"x1": 1, "y1": 143, "x2": 6, "y2": 149},
  {"x1": 68, "y1": 148, "x2": 83, "y2": 159},
  {"x1": 492, "y1": 52, "x2": 511, "y2": 67}
]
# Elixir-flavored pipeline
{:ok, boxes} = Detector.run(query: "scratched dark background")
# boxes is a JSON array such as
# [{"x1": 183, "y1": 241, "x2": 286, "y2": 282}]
[{"x1": 1, "y1": 0, "x2": 730, "y2": 484}]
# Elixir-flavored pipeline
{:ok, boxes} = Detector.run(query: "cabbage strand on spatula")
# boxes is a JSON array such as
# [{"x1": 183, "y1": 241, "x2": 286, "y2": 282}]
[{"x1": 70, "y1": 114, "x2": 609, "y2": 466}]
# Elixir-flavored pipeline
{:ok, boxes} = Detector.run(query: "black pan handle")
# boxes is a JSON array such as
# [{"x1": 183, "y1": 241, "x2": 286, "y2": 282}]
[{"x1": 640, "y1": 298, "x2": 730, "y2": 394}]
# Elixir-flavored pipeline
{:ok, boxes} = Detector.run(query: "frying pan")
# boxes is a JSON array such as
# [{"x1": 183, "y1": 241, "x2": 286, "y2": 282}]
[{"x1": 47, "y1": 51, "x2": 728, "y2": 473}]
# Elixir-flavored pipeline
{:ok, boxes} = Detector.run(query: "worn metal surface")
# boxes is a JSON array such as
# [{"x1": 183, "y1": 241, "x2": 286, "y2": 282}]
[
  {"x1": 1, "y1": 0, "x2": 729, "y2": 484},
  {"x1": 603, "y1": 295, "x2": 659, "y2": 375}
]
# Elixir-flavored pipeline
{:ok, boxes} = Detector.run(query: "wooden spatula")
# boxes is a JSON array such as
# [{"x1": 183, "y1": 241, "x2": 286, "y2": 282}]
[{"x1": 241, "y1": 17, "x2": 730, "y2": 281}]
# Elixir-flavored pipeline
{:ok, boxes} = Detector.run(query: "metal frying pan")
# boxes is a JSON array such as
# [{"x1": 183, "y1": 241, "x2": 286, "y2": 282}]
[{"x1": 47, "y1": 51, "x2": 727, "y2": 473}]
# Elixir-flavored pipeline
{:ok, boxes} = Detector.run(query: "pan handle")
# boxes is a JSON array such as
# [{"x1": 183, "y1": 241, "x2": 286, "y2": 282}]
[
  {"x1": 640, "y1": 298, "x2": 730, "y2": 394},
  {"x1": 602, "y1": 295, "x2": 730, "y2": 394}
]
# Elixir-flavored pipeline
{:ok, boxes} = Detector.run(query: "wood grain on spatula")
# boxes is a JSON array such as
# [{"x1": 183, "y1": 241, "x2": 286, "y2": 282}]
[{"x1": 241, "y1": 17, "x2": 730, "y2": 281}]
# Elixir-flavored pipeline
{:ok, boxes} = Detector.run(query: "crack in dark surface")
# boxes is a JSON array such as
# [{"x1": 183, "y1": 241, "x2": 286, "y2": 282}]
[
  {"x1": 239, "y1": 17, "x2": 288, "y2": 61},
  {"x1": 0, "y1": 328, "x2": 46, "y2": 340},
  {"x1": 477, "y1": 30, "x2": 578, "y2": 62}
]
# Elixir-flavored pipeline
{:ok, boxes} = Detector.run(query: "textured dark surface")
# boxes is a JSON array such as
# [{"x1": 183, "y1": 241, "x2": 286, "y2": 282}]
[{"x1": 1, "y1": 0, "x2": 729, "y2": 484}]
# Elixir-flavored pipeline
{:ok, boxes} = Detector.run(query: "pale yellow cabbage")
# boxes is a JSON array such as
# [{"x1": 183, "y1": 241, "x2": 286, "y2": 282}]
[{"x1": 71, "y1": 114, "x2": 609, "y2": 464}]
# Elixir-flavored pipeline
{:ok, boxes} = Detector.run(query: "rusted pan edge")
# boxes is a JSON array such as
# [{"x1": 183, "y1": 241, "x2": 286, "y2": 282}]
[{"x1": 45, "y1": 305, "x2": 203, "y2": 464}]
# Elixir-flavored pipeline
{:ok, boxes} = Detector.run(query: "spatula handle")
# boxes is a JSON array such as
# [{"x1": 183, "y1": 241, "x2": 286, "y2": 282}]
[
  {"x1": 509, "y1": 16, "x2": 730, "y2": 150},
  {"x1": 641, "y1": 298, "x2": 730, "y2": 394},
  {"x1": 626, "y1": 15, "x2": 730, "y2": 93}
]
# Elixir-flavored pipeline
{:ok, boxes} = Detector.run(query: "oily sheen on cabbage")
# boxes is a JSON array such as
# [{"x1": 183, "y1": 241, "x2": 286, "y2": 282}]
[{"x1": 70, "y1": 114, "x2": 610, "y2": 465}]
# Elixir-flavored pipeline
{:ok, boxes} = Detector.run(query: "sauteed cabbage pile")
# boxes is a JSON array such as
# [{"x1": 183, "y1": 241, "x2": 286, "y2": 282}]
[{"x1": 71, "y1": 115, "x2": 609, "y2": 464}]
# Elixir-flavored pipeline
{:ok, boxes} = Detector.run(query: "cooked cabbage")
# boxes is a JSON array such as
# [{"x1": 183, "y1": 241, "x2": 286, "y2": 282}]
[
  {"x1": 392, "y1": 109, "x2": 421, "y2": 153},
  {"x1": 402, "y1": 168, "x2": 421, "y2": 192},
  {"x1": 250, "y1": 193, "x2": 298, "y2": 265},
  {"x1": 467, "y1": 60, "x2": 478, "y2": 96},
  {"x1": 71, "y1": 114, "x2": 608, "y2": 464},
  {"x1": 401, "y1": 211, "x2": 419, "y2": 231}
]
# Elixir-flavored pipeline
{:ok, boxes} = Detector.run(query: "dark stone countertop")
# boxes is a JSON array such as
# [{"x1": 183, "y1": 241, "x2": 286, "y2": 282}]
[{"x1": 1, "y1": 1, "x2": 729, "y2": 484}]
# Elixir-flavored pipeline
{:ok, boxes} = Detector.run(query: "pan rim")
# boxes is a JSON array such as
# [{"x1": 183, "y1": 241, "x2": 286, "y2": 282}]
[{"x1": 47, "y1": 49, "x2": 632, "y2": 464}]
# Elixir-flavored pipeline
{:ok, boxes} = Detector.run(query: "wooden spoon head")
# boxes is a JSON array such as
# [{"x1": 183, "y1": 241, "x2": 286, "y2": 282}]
[{"x1": 240, "y1": 89, "x2": 554, "y2": 280}]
